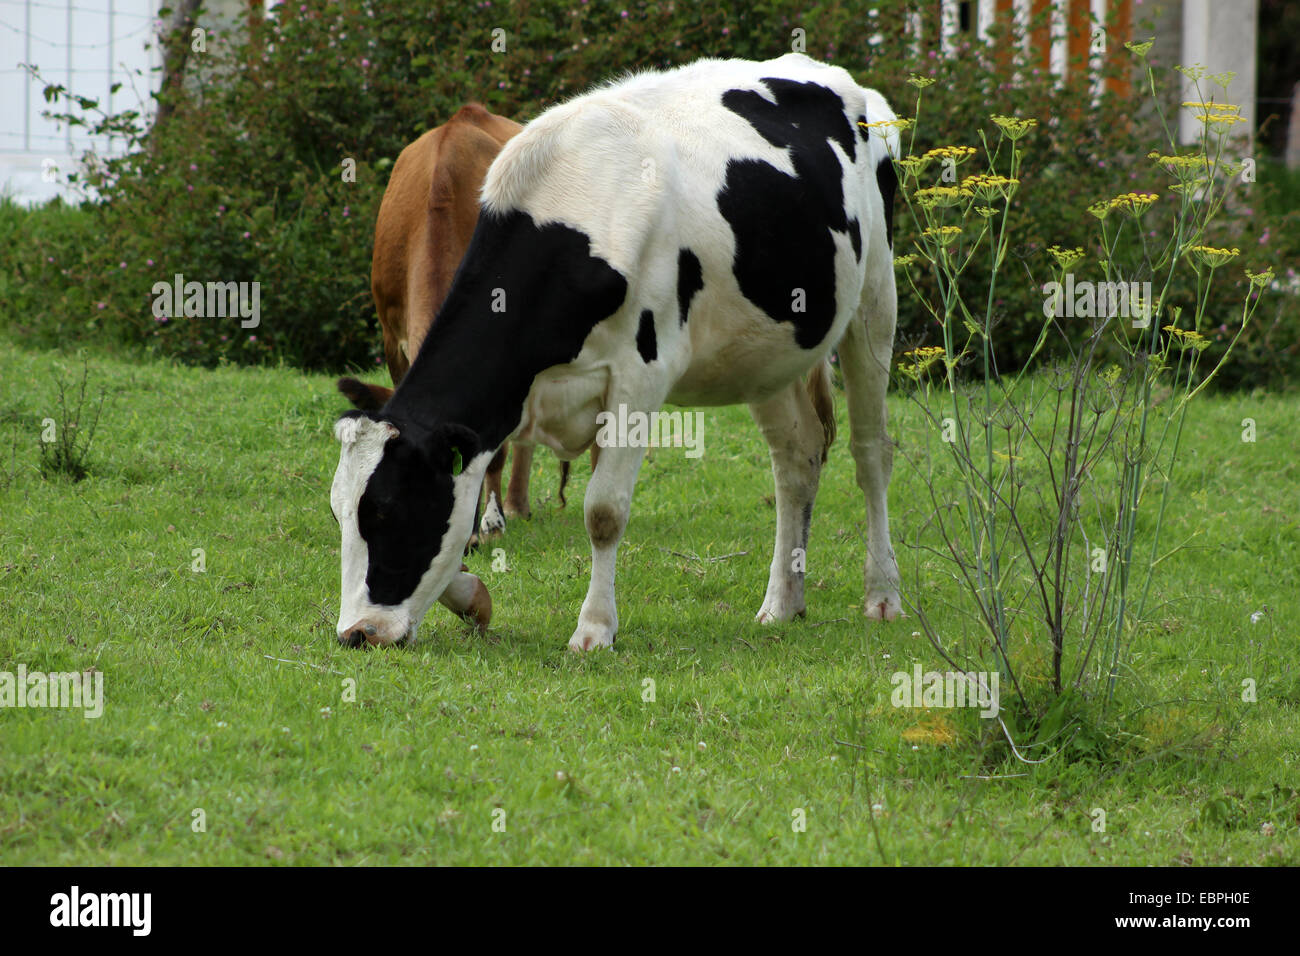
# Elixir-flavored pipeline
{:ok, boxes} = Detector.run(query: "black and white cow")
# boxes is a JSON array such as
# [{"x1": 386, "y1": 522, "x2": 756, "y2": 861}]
[{"x1": 331, "y1": 54, "x2": 902, "y2": 650}]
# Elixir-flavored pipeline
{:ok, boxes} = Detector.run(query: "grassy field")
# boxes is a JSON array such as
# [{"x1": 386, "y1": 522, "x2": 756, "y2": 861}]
[{"x1": 0, "y1": 343, "x2": 1296, "y2": 865}]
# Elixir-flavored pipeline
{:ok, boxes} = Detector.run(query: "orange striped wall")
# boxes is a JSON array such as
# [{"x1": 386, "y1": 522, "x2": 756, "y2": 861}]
[{"x1": 982, "y1": 0, "x2": 1133, "y2": 89}]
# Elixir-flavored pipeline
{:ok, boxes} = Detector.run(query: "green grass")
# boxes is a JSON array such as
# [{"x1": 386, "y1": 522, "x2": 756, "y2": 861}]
[{"x1": 0, "y1": 344, "x2": 1296, "y2": 865}]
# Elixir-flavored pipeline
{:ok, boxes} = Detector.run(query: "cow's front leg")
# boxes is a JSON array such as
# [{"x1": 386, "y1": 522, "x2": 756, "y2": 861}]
[
  {"x1": 749, "y1": 379, "x2": 826, "y2": 623},
  {"x1": 568, "y1": 440, "x2": 646, "y2": 652}
]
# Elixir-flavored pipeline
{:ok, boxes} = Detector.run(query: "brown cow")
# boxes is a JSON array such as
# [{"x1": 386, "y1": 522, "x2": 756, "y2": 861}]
[{"x1": 338, "y1": 103, "x2": 574, "y2": 539}]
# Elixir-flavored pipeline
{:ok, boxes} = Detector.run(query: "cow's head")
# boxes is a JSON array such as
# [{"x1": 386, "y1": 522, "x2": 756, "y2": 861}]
[{"x1": 330, "y1": 410, "x2": 483, "y2": 646}]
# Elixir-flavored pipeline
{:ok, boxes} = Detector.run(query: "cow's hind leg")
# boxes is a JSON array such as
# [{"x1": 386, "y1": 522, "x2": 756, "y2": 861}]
[
  {"x1": 504, "y1": 441, "x2": 534, "y2": 519},
  {"x1": 749, "y1": 379, "x2": 826, "y2": 623},
  {"x1": 478, "y1": 446, "x2": 508, "y2": 539},
  {"x1": 837, "y1": 259, "x2": 902, "y2": 621},
  {"x1": 568, "y1": 437, "x2": 647, "y2": 652}
]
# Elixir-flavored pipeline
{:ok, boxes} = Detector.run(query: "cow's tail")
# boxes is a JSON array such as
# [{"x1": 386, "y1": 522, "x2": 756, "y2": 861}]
[
  {"x1": 807, "y1": 358, "x2": 836, "y2": 464},
  {"x1": 556, "y1": 442, "x2": 601, "y2": 508}
]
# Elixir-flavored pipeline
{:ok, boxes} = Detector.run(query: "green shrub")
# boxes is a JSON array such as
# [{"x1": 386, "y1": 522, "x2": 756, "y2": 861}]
[
  {"x1": 891, "y1": 54, "x2": 1275, "y2": 746},
  {"x1": 6, "y1": 0, "x2": 1295, "y2": 387}
]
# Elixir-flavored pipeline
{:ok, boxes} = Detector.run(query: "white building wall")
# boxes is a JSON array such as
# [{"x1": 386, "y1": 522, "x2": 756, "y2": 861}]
[
  {"x1": 0, "y1": 0, "x2": 160, "y2": 204},
  {"x1": 1179, "y1": 0, "x2": 1258, "y2": 150},
  {"x1": 1, "y1": 0, "x2": 249, "y2": 205}
]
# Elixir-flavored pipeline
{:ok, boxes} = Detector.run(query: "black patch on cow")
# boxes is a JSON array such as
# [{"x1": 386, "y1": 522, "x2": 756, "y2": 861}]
[
  {"x1": 676, "y1": 249, "x2": 703, "y2": 326},
  {"x1": 354, "y1": 422, "x2": 479, "y2": 606},
  {"x1": 848, "y1": 218, "x2": 862, "y2": 261},
  {"x1": 876, "y1": 156, "x2": 897, "y2": 249},
  {"x1": 636, "y1": 309, "x2": 657, "y2": 363},
  {"x1": 353, "y1": 208, "x2": 628, "y2": 605},
  {"x1": 857, "y1": 115, "x2": 870, "y2": 143},
  {"x1": 719, "y1": 79, "x2": 858, "y2": 349},
  {"x1": 392, "y1": 208, "x2": 628, "y2": 451}
]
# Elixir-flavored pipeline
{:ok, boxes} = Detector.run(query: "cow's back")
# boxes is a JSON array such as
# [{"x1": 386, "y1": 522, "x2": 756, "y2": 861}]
[
  {"x1": 479, "y1": 55, "x2": 897, "y2": 407},
  {"x1": 371, "y1": 104, "x2": 523, "y2": 385}
]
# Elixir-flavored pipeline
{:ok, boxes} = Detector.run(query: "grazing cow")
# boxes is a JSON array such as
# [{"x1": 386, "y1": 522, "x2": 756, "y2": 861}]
[
  {"x1": 338, "y1": 103, "x2": 562, "y2": 537},
  {"x1": 331, "y1": 54, "x2": 902, "y2": 650}
]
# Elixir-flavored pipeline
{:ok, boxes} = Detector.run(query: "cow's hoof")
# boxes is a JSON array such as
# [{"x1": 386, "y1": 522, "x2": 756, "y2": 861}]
[
  {"x1": 755, "y1": 602, "x2": 806, "y2": 624},
  {"x1": 479, "y1": 492, "x2": 507, "y2": 537},
  {"x1": 503, "y1": 500, "x2": 531, "y2": 521},
  {"x1": 864, "y1": 591, "x2": 902, "y2": 621},
  {"x1": 567, "y1": 625, "x2": 615, "y2": 652}
]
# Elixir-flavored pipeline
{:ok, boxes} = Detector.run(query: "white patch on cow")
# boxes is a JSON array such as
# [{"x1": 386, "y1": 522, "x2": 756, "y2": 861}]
[
  {"x1": 332, "y1": 416, "x2": 493, "y2": 645},
  {"x1": 332, "y1": 416, "x2": 399, "y2": 641}
]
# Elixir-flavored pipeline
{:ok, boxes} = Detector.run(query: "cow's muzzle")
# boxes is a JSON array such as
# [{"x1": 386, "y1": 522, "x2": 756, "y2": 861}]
[{"x1": 337, "y1": 619, "x2": 408, "y2": 648}]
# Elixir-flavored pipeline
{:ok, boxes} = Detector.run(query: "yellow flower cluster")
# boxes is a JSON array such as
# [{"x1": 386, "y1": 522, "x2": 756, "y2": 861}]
[
  {"x1": 1245, "y1": 267, "x2": 1275, "y2": 289},
  {"x1": 902, "y1": 346, "x2": 946, "y2": 360},
  {"x1": 1201, "y1": 113, "x2": 1246, "y2": 133},
  {"x1": 898, "y1": 345, "x2": 947, "y2": 379},
  {"x1": 907, "y1": 74, "x2": 937, "y2": 89},
  {"x1": 1088, "y1": 192, "x2": 1160, "y2": 219},
  {"x1": 963, "y1": 173, "x2": 1020, "y2": 200},
  {"x1": 893, "y1": 254, "x2": 921, "y2": 268},
  {"x1": 924, "y1": 146, "x2": 978, "y2": 164},
  {"x1": 1186, "y1": 102, "x2": 1246, "y2": 132},
  {"x1": 1162, "y1": 325, "x2": 1210, "y2": 352},
  {"x1": 915, "y1": 185, "x2": 973, "y2": 208},
  {"x1": 921, "y1": 225, "x2": 963, "y2": 245},
  {"x1": 1147, "y1": 151, "x2": 1211, "y2": 174},
  {"x1": 860, "y1": 118, "x2": 915, "y2": 134},
  {"x1": 989, "y1": 115, "x2": 1038, "y2": 140},
  {"x1": 1187, "y1": 245, "x2": 1240, "y2": 268},
  {"x1": 1047, "y1": 245, "x2": 1085, "y2": 270}
]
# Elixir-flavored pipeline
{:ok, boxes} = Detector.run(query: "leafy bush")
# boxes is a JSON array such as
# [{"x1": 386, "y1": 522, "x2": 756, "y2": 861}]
[
  {"x1": 890, "y1": 53, "x2": 1274, "y2": 751},
  {"x1": 5, "y1": 0, "x2": 1295, "y2": 386}
]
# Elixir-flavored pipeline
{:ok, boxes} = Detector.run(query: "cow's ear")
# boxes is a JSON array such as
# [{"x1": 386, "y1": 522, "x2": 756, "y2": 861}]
[{"x1": 337, "y1": 377, "x2": 394, "y2": 412}]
